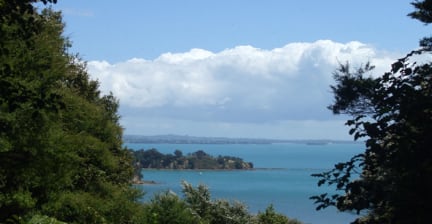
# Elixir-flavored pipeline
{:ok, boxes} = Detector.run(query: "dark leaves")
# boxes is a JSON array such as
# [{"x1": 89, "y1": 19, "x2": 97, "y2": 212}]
[
  {"x1": 328, "y1": 62, "x2": 378, "y2": 116},
  {"x1": 312, "y1": 31, "x2": 432, "y2": 222},
  {"x1": 310, "y1": 193, "x2": 337, "y2": 211},
  {"x1": 408, "y1": 0, "x2": 432, "y2": 24},
  {"x1": 391, "y1": 61, "x2": 404, "y2": 73}
]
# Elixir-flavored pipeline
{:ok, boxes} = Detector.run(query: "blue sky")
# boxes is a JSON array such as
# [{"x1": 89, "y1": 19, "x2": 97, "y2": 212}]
[{"x1": 46, "y1": 1, "x2": 429, "y2": 140}]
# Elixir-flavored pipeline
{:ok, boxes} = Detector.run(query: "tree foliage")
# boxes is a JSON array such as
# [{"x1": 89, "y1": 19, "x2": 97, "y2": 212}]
[
  {"x1": 0, "y1": 1, "x2": 143, "y2": 223},
  {"x1": 143, "y1": 182, "x2": 300, "y2": 224},
  {"x1": 311, "y1": 1, "x2": 432, "y2": 223},
  {"x1": 256, "y1": 205, "x2": 302, "y2": 224}
]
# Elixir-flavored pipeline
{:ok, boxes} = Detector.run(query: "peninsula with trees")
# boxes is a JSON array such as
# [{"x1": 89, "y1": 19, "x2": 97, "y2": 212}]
[{"x1": 131, "y1": 148, "x2": 253, "y2": 170}]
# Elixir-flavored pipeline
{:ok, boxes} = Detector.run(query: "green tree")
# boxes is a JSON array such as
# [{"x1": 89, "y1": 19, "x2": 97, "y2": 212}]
[
  {"x1": 0, "y1": 1, "x2": 144, "y2": 223},
  {"x1": 143, "y1": 191, "x2": 199, "y2": 224},
  {"x1": 1, "y1": 1, "x2": 69, "y2": 221},
  {"x1": 255, "y1": 205, "x2": 302, "y2": 224},
  {"x1": 182, "y1": 181, "x2": 252, "y2": 224},
  {"x1": 310, "y1": 1, "x2": 432, "y2": 223}
]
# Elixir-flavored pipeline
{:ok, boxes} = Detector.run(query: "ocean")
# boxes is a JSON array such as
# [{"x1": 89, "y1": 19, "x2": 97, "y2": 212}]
[{"x1": 126, "y1": 142, "x2": 363, "y2": 224}]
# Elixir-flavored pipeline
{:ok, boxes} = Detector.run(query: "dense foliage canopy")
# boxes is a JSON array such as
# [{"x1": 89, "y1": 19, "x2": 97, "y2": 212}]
[
  {"x1": 0, "y1": 1, "x2": 143, "y2": 223},
  {"x1": 310, "y1": 1, "x2": 432, "y2": 223}
]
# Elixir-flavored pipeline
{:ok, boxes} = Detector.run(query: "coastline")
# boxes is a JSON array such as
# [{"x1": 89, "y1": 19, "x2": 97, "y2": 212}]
[{"x1": 132, "y1": 179, "x2": 158, "y2": 185}]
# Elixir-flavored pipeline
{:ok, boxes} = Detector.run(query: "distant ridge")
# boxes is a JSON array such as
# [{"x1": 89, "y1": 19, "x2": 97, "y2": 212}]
[{"x1": 123, "y1": 134, "x2": 357, "y2": 145}]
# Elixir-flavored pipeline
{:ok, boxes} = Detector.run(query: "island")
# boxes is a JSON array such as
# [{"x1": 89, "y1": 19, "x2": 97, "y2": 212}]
[{"x1": 131, "y1": 148, "x2": 253, "y2": 170}]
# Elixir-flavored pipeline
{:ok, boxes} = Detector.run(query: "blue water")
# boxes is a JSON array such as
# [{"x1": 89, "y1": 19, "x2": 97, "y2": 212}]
[{"x1": 126, "y1": 143, "x2": 363, "y2": 224}]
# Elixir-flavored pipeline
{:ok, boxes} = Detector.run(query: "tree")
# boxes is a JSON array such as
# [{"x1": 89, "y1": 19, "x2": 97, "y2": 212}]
[
  {"x1": 0, "y1": 1, "x2": 69, "y2": 221},
  {"x1": 180, "y1": 182, "x2": 301, "y2": 224},
  {"x1": 174, "y1": 149, "x2": 183, "y2": 158},
  {"x1": 181, "y1": 181, "x2": 252, "y2": 224},
  {"x1": 310, "y1": 1, "x2": 432, "y2": 223},
  {"x1": 143, "y1": 191, "x2": 199, "y2": 224},
  {"x1": 0, "y1": 1, "x2": 144, "y2": 223},
  {"x1": 255, "y1": 205, "x2": 302, "y2": 224}
]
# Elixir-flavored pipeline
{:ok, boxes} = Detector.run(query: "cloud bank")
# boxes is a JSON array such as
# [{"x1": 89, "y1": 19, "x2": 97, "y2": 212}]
[{"x1": 87, "y1": 40, "x2": 399, "y2": 139}]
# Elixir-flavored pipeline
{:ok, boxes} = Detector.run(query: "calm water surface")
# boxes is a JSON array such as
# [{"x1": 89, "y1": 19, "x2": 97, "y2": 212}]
[{"x1": 127, "y1": 143, "x2": 363, "y2": 224}]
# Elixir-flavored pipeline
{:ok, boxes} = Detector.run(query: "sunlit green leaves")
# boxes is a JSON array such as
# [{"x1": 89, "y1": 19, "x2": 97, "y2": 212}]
[{"x1": 0, "y1": 1, "x2": 140, "y2": 222}]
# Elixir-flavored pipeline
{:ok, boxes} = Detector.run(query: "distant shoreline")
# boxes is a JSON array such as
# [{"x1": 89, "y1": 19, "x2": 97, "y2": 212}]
[
  {"x1": 139, "y1": 167, "x2": 324, "y2": 171},
  {"x1": 124, "y1": 134, "x2": 358, "y2": 145}
]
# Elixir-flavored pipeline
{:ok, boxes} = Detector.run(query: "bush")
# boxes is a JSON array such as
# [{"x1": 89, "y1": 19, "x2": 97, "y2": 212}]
[
  {"x1": 255, "y1": 205, "x2": 302, "y2": 224},
  {"x1": 143, "y1": 191, "x2": 199, "y2": 224},
  {"x1": 141, "y1": 181, "x2": 302, "y2": 224}
]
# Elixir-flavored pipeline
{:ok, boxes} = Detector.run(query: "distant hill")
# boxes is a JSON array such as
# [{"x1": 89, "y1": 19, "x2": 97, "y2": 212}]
[{"x1": 123, "y1": 134, "x2": 357, "y2": 145}]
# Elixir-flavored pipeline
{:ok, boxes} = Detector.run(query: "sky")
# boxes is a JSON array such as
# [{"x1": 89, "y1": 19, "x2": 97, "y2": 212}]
[{"x1": 45, "y1": 0, "x2": 430, "y2": 140}]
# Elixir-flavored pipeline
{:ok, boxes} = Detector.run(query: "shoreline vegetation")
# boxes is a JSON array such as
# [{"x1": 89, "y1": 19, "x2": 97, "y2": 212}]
[
  {"x1": 131, "y1": 148, "x2": 253, "y2": 170},
  {"x1": 131, "y1": 148, "x2": 254, "y2": 184}
]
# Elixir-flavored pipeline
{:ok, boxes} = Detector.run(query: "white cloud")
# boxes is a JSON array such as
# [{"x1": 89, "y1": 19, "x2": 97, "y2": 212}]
[
  {"x1": 157, "y1": 48, "x2": 214, "y2": 64},
  {"x1": 86, "y1": 40, "x2": 400, "y2": 138}
]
